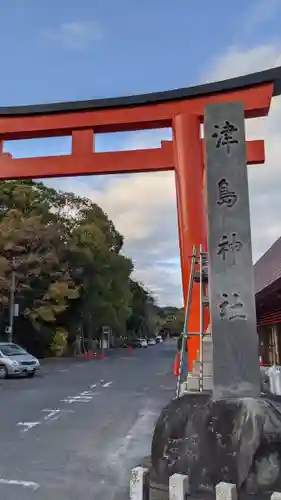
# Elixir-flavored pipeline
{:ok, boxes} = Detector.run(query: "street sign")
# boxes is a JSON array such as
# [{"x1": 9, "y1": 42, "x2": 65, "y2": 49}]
[
  {"x1": 204, "y1": 101, "x2": 260, "y2": 400},
  {"x1": 14, "y1": 304, "x2": 19, "y2": 317},
  {"x1": 5, "y1": 326, "x2": 12, "y2": 334}
]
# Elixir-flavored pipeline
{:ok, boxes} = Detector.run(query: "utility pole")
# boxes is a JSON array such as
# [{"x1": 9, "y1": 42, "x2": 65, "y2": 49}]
[{"x1": 8, "y1": 257, "x2": 16, "y2": 343}]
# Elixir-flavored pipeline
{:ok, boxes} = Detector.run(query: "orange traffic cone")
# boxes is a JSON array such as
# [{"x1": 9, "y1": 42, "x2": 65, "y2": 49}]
[{"x1": 173, "y1": 352, "x2": 180, "y2": 377}]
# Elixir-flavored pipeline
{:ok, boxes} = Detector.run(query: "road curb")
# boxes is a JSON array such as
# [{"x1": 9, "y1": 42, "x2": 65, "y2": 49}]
[{"x1": 39, "y1": 349, "x2": 124, "y2": 363}]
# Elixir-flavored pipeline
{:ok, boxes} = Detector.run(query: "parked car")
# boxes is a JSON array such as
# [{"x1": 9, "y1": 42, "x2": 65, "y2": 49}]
[
  {"x1": 148, "y1": 338, "x2": 156, "y2": 346},
  {"x1": 140, "y1": 338, "x2": 148, "y2": 348},
  {"x1": 156, "y1": 335, "x2": 163, "y2": 343},
  {"x1": 0, "y1": 343, "x2": 40, "y2": 379},
  {"x1": 130, "y1": 339, "x2": 142, "y2": 348}
]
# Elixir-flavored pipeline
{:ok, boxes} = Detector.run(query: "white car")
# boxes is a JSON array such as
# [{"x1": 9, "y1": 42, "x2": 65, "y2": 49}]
[
  {"x1": 0, "y1": 343, "x2": 40, "y2": 378},
  {"x1": 148, "y1": 338, "x2": 156, "y2": 346},
  {"x1": 140, "y1": 339, "x2": 148, "y2": 348},
  {"x1": 156, "y1": 335, "x2": 163, "y2": 343}
]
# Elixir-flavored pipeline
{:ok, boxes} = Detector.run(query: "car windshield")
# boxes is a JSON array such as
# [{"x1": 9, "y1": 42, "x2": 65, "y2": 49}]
[{"x1": 0, "y1": 345, "x2": 27, "y2": 356}]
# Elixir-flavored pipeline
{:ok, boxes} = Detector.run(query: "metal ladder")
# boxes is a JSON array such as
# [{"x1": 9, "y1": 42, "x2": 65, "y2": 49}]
[{"x1": 176, "y1": 245, "x2": 209, "y2": 397}]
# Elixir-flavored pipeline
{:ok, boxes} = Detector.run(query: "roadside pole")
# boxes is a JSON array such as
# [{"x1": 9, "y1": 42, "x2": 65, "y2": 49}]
[{"x1": 8, "y1": 258, "x2": 16, "y2": 343}]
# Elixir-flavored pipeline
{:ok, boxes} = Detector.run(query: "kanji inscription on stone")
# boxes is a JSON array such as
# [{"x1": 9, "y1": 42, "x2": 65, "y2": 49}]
[
  {"x1": 217, "y1": 233, "x2": 243, "y2": 265},
  {"x1": 212, "y1": 120, "x2": 239, "y2": 154},
  {"x1": 204, "y1": 101, "x2": 260, "y2": 400},
  {"x1": 218, "y1": 292, "x2": 246, "y2": 321},
  {"x1": 217, "y1": 178, "x2": 238, "y2": 208}
]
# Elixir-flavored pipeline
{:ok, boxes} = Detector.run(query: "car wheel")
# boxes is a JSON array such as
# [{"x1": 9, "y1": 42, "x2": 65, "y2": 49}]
[
  {"x1": 27, "y1": 371, "x2": 35, "y2": 378},
  {"x1": 0, "y1": 365, "x2": 8, "y2": 379}
]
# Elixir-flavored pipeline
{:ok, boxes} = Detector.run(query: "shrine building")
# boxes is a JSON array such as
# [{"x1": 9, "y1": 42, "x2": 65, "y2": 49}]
[{"x1": 255, "y1": 236, "x2": 281, "y2": 365}]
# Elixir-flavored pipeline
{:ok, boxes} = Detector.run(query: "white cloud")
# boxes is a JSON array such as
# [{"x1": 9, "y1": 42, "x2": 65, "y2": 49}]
[
  {"x1": 42, "y1": 21, "x2": 104, "y2": 50},
  {"x1": 90, "y1": 170, "x2": 182, "y2": 305},
  {"x1": 204, "y1": 44, "x2": 281, "y2": 83}
]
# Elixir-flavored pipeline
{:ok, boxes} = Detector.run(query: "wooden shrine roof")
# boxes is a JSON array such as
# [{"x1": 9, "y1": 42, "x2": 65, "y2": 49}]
[{"x1": 254, "y1": 236, "x2": 281, "y2": 295}]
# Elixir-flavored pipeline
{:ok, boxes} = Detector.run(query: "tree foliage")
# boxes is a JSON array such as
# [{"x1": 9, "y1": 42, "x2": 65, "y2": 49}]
[
  {"x1": 158, "y1": 307, "x2": 184, "y2": 336},
  {"x1": 0, "y1": 180, "x2": 135, "y2": 355},
  {"x1": 126, "y1": 281, "x2": 158, "y2": 338}
]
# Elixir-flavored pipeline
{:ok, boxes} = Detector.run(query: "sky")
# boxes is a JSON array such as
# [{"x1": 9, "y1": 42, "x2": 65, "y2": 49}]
[{"x1": 1, "y1": 0, "x2": 281, "y2": 306}]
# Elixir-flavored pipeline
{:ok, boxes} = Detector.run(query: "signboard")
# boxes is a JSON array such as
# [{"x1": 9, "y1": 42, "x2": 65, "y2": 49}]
[
  {"x1": 204, "y1": 101, "x2": 260, "y2": 400},
  {"x1": 14, "y1": 304, "x2": 19, "y2": 317}
]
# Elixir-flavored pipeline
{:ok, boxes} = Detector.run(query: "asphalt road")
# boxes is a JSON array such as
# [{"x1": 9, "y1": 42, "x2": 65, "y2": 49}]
[{"x1": 0, "y1": 339, "x2": 176, "y2": 500}]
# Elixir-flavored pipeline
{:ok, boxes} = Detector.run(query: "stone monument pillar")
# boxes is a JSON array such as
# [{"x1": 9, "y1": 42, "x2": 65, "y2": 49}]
[{"x1": 204, "y1": 101, "x2": 260, "y2": 400}]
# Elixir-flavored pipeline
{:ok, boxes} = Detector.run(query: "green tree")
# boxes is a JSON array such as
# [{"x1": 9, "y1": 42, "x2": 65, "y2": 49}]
[
  {"x1": 161, "y1": 307, "x2": 184, "y2": 336},
  {"x1": 0, "y1": 208, "x2": 78, "y2": 326},
  {"x1": 65, "y1": 204, "x2": 133, "y2": 339},
  {"x1": 0, "y1": 180, "x2": 134, "y2": 355},
  {"x1": 126, "y1": 281, "x2": 158, "y2": 338}
]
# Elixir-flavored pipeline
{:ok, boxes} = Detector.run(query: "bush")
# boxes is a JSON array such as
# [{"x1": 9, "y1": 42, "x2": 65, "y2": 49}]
[{"x1": 49, "y1": 327, "x2": 68, "y2": 357}]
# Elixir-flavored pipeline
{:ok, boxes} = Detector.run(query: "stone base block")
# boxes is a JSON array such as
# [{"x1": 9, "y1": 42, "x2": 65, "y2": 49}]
[
  {"x1": 151, "y1": 392, "x2": 281, "y2": 495},
  {"x1": 186, "y1": 374, "x2": 213, "y2": 391}
]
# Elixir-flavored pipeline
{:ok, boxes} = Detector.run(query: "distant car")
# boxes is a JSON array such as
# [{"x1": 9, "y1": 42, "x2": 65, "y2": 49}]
[
  {"x1": 0, "y1": 343, "x2": 40, "y2": 379},
  {"x1": 140, "y1": 338, "x2": 148, "y2": 348},
  {"x1": 156, "y1": 335, "x2": 163, "y2": 343},
  {"x1": 147, "y1": 338, "x2": 156, "y2": 346},
  {"x1": 130, "y1": 339, "x2": 142, "y2": 348}
]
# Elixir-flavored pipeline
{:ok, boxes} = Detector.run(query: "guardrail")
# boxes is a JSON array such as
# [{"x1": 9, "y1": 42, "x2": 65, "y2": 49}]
[{"x1": 130, "y1": 467, "x2": 281, "y2": 500}]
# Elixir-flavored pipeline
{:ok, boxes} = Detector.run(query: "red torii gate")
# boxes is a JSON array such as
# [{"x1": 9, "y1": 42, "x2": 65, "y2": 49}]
[{"x1": 0, "y1": 67, "x2": 280, "y2": 370}]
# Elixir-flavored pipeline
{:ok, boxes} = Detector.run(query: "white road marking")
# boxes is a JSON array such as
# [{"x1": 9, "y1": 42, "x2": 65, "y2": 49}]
[
  {"x1": 102, "y1": 381, "x2": 113, "y2": 388},
  {"x1": 61, "y1": 387, "x2": 101, "y2": 404},
  {"x1": 17, "y1": 422, "x2": 41, "y2": 433},
  {"x1": 80, "y1": 390, "x2": 98, "y2": 396},
  {"x1": 42, "y1": 408, "x2": 74, "y2": 421},
  {"x1": 61, "y1": 398, "x2": 91, "y2": 404},
  {"x1": 43, "y1": 409, "x2": 61, "y2": 420},
  {"x1": 90, "y1": 383, "x2": 97, "y2": 388},
  {"x1": 58, "y1": 369, "x2": 68, "y2": 373},
  {"x1": 0, "y1": 478, "x2": 40, "y2": 491},
  {"x1": 61, "y1": 394, "x2": 94, "y2": 404}
]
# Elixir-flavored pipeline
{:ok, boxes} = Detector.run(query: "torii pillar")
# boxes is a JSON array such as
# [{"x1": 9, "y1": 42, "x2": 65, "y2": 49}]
[{"x1": 173, "y1": 114, "x2": 207, "y2": 371}]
